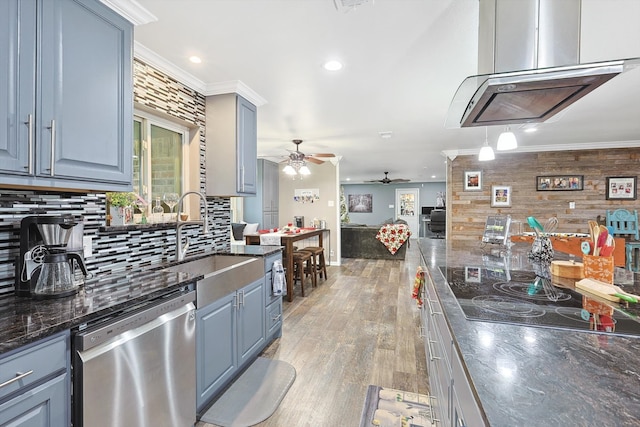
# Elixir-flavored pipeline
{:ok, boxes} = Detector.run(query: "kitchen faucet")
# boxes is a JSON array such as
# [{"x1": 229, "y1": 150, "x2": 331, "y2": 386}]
[{"x1": 175, "y1": 191, "x2": 209, "y2": 261}]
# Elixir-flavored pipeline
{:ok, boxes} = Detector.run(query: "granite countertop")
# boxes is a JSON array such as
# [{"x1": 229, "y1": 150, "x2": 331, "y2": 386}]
[
  {"x1": 0, "y1": 246, "x2": 282, "y2": 356},
  {"x1": 418, "y1": 238, "x2": 640, "y2": 427}
]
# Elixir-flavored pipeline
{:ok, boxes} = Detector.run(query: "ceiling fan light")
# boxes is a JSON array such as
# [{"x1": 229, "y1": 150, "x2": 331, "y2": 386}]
[
  {"x1": 283, "y1": 164, "x2": 297, "y2": 175},
  {"x1": 496, "y1": 127, "x2": 517, "y2": 151},
  {"x1": 299, "y1": 165, "x2": 311, "y2": 175},
  {"x1": 478, "y1": 143, "x2": 495, "y2": 161}
]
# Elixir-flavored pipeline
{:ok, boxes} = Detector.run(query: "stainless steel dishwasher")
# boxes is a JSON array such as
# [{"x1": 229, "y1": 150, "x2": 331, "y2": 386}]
[{"x1": 73, "y1": 289, "x2": 196, "y2": 427}]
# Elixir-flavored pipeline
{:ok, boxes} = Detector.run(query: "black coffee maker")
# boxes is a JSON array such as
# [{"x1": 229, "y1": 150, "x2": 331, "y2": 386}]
[{"x1": 15, "y1": 215, "x2": 88, "y2": 298}]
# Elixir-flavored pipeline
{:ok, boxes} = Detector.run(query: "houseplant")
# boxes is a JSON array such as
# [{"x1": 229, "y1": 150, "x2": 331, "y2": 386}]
[{"x1": 106, "y1": 192, "x2": 136, "y2": 226}]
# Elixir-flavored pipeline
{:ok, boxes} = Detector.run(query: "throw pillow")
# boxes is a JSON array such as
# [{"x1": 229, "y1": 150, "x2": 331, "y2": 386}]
[
  {"x1": 231, "y1": 223, "x2": 246, "y2": 240},
  {"x1": 243, "y1": 223, "x2": 259, "y2": 235}
]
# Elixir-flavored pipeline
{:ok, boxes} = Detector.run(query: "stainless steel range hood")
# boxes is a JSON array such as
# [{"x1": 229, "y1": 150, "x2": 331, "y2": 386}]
[{"x1": 446, "y1": 0, "x2": 636, "y2": 128}]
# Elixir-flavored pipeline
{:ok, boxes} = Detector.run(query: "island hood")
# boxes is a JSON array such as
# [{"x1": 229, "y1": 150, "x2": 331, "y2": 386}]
[{"x1": 446, "y1": 0, "x2": 638, "y2": 128}]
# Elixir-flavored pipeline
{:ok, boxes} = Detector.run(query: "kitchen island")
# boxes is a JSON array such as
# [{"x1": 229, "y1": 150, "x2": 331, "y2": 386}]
[{"x1": 419, "y1": 238, "x2": 640, "y2": 426}]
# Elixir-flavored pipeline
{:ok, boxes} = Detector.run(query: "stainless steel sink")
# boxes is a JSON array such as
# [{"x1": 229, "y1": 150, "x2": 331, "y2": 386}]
[{"x1": 165, "y1": 255, "x2": 264, "y2": 308}]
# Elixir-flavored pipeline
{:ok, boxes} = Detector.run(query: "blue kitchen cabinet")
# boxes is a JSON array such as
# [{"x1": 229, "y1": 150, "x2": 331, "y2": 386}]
[
  {"x1": 0, "y1": 331, "x2": 70, "y2": 426},
  {"x1": 0, "y1": 0, "x2": 133, "y2": 191},
  {"x1": 205, "y1": 94, "x2": 257, "y2": 196},
  {"x1": 196, "y1": 277, "x2": 265, "y2": 413},
  {"x1": 263, "y1": 251, "x2": 284, "y2": 340},
  {"x1": 244, "y1": 159, "x2": 280, "y2": 230}
]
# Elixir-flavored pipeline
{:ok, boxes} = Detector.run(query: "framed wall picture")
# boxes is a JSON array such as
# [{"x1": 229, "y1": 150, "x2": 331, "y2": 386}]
[
  {"x1": 348, "y1": 194, "x2": 373, "y2": 212},
  {"x1": 536, "y1": 175, "x2": 583, "y2": 191},
  {"x1": 606, "y1": 176, "x2": 637, "y2": 200},
  {"x1": 464, "y1": 171, "x2": 482, "y2": 191},
  {"x1": 491, "y1": 185, "x2": 511, "y2": 207}
]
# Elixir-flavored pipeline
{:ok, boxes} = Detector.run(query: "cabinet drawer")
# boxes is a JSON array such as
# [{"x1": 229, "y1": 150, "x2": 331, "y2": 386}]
[
  {"x1": 266, "y1": 299, "x2": 283, "y2": 337},
  {"x1": 0, "y1": 332, "x2": 68, "y2": 400},
  {"x1": 451, "y1": 348, "x2": 486, "y2": 426}
]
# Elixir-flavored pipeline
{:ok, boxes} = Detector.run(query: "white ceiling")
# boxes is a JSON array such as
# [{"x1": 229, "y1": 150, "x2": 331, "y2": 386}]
[{"x1": 127, "y1": 0, "x2": 640, "y2": 184}]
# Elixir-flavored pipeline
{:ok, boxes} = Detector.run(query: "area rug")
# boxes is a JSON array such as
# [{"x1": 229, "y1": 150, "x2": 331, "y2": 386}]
[
  {"x1": 359, "y1": 385, "x2": 432, "y2": 427},
  {"x1": 200, "y1": 357, "x2": 296, "y2": 427}
]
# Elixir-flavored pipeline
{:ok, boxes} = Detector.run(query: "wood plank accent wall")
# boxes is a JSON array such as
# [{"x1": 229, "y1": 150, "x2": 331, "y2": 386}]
[{"x1": 448, "y1": 147, "x2": 640, "y2": 247}]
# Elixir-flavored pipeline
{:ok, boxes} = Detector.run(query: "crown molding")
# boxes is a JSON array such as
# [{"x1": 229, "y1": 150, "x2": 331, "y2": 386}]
[
  {"x1": 134, "y1": 42, "x2": 206, "y2": 93},
  {"x1": 134, "y1": 43, "x2": 267, "y2": 106},
  {"x1": 205, "y1": 81, "x2": 268, "y2": 106},
  {"x1": 100, "y1": 0, "x2": 157, "y2": 25},
  {"x1": 449, "y1": 139, "x2": 640, "y2": 157}
]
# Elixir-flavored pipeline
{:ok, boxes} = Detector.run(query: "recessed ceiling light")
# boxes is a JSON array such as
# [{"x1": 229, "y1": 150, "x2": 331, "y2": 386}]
[
  {"x1": 431, "y1": 175, "x2": 436, "y2": 179},
  {"x1": 323, "y1": 60, "x2": 343, "y2": 71},
  {"x1": 189, "y1": 56, "x2": 202, "y2": 64},
  {"x1": 379, "y1": 131, "x2": 392, "y2": 139}
]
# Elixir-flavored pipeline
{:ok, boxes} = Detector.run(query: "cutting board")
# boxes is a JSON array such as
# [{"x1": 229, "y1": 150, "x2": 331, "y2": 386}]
[
  {"x1": 575, "y1": 278, "x2": 629, "y2": 302},
  {"x1": 551, "y1": 260, "x2": 584, "y2": 279}
]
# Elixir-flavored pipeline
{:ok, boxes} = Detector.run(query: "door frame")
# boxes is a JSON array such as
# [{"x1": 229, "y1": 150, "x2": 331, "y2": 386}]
[{"x1": 395, "y1": 188, "x2": 419, "y2": 239}]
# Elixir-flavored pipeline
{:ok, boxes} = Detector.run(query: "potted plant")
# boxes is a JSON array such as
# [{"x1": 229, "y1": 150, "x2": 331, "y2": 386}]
[{"x1": 106, "y1": 192, "x2": 136, "y2": 226}]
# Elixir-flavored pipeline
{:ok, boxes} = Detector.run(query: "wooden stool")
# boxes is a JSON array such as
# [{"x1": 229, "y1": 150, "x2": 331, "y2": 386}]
[
  {"x1": 292, "y1": 251, "x2": 316, "y2": 296},
  {"x1": 299, "y1": 246, "x2": 328, "y2": 280}
]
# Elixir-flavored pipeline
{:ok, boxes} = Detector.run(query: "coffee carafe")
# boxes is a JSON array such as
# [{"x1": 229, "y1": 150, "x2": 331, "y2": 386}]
[
  {"x1": 15, "y1": 214, "x2": 88, "y2": 298},
  {"x1": 33, "y1": 252, "x2": 87, "y2": 298}
]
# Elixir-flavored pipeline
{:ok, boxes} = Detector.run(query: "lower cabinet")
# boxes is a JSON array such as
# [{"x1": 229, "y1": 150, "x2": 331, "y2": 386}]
[
  {"x1": 0, "y1": 331, "x2": 70, "y2": 426},
  {"x1": 196, "y1": 278, "x2": 265, "y2": 413},
  {"x1": 421, "y1": 270, "x2": 486, "y2": 427}
]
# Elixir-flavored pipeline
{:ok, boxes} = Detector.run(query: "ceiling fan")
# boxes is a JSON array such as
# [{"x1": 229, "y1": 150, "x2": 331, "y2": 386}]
[
  {"x1": 281, "y1": 139, "x2": 335, "y2": 165},
  {"x1": 366, "y1": 172, "x2": 410, "y2": 185}
]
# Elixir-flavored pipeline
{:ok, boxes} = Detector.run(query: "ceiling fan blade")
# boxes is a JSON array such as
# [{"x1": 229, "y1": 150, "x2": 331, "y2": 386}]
[
  {"x1": 305, "y1": 157, "x2": 324, "y2": 164},
  {"x1": 309, "y1": 153, "x2": 335, "y2": 157},
  {"x1": 390, "y1": 178, "x2": 410, "y2": 183}
]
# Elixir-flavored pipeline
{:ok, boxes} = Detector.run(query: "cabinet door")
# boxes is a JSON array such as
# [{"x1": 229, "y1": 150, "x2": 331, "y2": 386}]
[
  {"x1": 0, "y1": 374, "x2": 69, "y2": 426},
  {"x1": 38, "y1": 0, "x2": 133, "y2": 185},
  {"x1": 236, "y1": 96, "x2": 257, "y2": 194},
  {"x1": 237, "y1": 278, "x2": 266, "y2": 366},
  {"x1": 263, "y1": 159, "x2": 279, "y2": 212},
  {"x1": 196, "y1": 293, "x2": 237, "y2": 412},
  {"x1": 0, "y1": 0, "x2": 35, "y2": 175}
]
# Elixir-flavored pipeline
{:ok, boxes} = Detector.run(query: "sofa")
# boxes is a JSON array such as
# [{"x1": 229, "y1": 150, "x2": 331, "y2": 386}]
[{"x1": 341, "y1": 222, "x2": 409, "y2": 260}]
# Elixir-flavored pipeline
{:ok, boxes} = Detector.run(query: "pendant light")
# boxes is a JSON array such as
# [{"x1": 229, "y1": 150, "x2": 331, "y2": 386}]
[
  {"x1": 496, "y1": 126, "x2": 517, "y2": 151},
  {"x1": 478, "y1": 128, "x2": 495, "y2": 161}
]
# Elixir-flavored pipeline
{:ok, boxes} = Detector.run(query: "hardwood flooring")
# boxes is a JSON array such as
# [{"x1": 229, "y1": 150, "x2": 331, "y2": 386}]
[{"x1": 197, "y1": 242, "x2": 428, "y2": 427}]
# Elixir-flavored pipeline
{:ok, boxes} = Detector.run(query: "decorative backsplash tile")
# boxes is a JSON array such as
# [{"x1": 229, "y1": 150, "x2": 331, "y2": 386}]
[{"x1": 0, "y1": 59, "x2": 231, "y2": 299}]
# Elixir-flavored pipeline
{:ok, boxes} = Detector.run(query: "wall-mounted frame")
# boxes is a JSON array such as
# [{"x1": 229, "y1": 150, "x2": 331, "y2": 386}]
[
  {"x1": 536, "y1": 175, "x2": 583, "y2": 191},
  {"x1": 606, "y1": 176, "x2": 637, "y2": 200},
  {"x1": 348, "y1": 194, "x2": 373, "y2": 212},
  {"x1": 464, "y1": 171, "x2": 482, "y2": 191},
  {"x1": 490, "y1": 185, "x2": 511, "y2": 207}
]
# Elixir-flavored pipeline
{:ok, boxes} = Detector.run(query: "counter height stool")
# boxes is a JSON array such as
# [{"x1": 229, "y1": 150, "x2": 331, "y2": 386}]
[
  {"x1": 292, "y1": 250, "x2": 316, "y2": 296},
  {"x1": 298, "y1": 246, "x2": 328, "y2": 281}
]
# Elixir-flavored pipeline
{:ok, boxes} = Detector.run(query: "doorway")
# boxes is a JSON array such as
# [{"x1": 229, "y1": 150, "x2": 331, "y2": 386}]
[{"x1": 395, "y1": 188, "x2": 419, "y2": 239}]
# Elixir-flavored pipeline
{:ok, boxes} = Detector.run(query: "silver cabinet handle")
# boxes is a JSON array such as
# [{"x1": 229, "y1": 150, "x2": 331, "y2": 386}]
[
  {"x1": 24, "y1": 114, "x2": 33, "y2": 173},
  {"x1": 0, "y1": 370, "x2": 34, "y2": 389},
  {"x1": 239, "y1": 290, "x2": 245, "y2": 307},
  {"x1": 272, "y1": 313, "x2": 282, "y2": 322},
  {"x1": 233, "y1": 294, "x2": 238, "y2": 309},
  {"x1": 240, "y1": 165, "x2": 245, "y2": 191},
  {"x1": 426, "y1": 298, "x2": 442, "y2": 316},
  {"x1": 428, "y1": 395, "x2": 440, "y2": 424},
  {"x1": 427, "y1": 339, "x2": 441, "y2": 361},
  {"x1": 46, "y1": 119, "x2": 56, "y2": 176},
  {"x1": 419, "y1": 326, "x2": 425, "y2": 339}
]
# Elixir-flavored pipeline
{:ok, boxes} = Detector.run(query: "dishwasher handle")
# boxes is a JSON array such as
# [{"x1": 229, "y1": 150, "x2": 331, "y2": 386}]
[{"x1": 75, "y1": 291, "x2": 195, "y2": 352}]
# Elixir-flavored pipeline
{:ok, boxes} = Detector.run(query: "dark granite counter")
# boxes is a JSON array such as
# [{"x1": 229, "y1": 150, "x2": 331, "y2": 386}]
[
  {"x1": 0, "y1": 246, "x2": 282, "y2": 356},
  {"x1": 418, "y1": 239, "x2": 640, "y2": 426}
]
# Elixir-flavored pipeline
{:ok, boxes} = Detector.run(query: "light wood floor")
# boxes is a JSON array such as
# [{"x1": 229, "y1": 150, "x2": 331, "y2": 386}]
[{"x1": 197, "y1": 242, "x2": 428, "y2": 427}]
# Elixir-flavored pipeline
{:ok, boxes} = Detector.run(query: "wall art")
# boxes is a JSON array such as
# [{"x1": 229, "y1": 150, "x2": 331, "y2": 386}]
[
  {"x1": 536, "y1": 175, "x2": 583, "y2": 191},
  {"x1": 348, "y1": 194, "x2": 373, "y2": 213},
  {"x1": 293, "y1": 188, "x2": 320, "y2": 203},
  {"x1": 606, "y1": 176, "x2": 637, "y2": 200},
  {"x1": 464, "y1": 171, "x2": 482, "y2": 191},
  {"x1": 490, "y1": 185, "x2": 511, "y2": 207}
]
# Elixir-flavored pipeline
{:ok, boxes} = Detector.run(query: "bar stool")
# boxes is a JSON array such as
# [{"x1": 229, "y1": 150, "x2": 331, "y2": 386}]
[
  {"x1": 298, "y1": 246, "x2": 328, "y2": 281},
  {"x1": 292, "y1": 251, "x2": 316, "y2": 296}
]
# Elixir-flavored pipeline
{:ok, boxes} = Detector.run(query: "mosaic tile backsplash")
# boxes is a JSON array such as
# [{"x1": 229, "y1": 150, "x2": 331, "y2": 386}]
[{"x1": 0, "y1": 59, "x2": 232, "y2": 300}]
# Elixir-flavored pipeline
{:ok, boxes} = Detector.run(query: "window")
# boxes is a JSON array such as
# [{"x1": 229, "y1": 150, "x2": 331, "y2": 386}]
[{"x1": 133, "y1": 112, "x2": 188, "y2": 212}]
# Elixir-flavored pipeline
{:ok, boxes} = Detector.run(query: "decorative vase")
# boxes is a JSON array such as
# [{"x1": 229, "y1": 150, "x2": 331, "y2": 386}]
[{"x1": 110, "y1": 206, "x2": 132, "y2": 226}]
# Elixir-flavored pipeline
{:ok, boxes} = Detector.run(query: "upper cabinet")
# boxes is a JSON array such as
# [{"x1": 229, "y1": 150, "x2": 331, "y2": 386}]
[
  {"x1": 0, "y1": 0, "x2": 133, "y2": 192},
  {"x1": 244, "y1": 159, "x2": 279, "y2": 230},
  {"x1": 206, "y1": 94, "x2": 257, "y2": 196}
]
